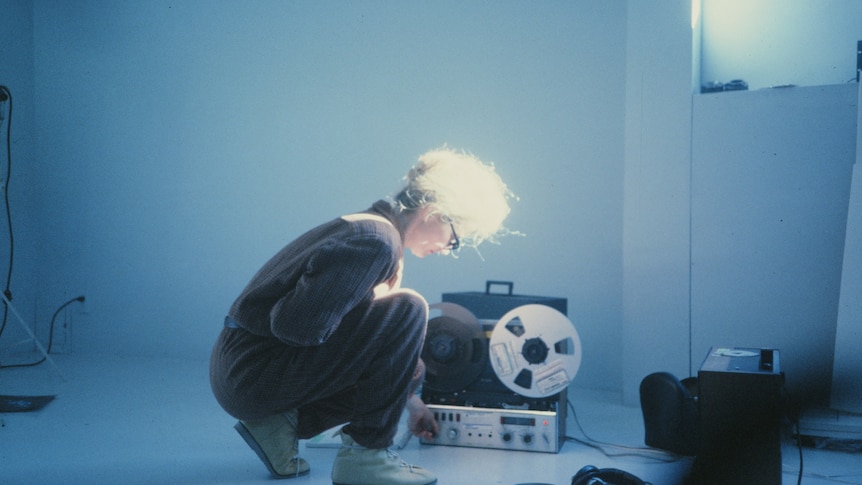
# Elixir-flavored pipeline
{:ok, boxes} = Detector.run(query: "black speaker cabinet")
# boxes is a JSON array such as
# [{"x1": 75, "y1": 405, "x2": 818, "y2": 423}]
[{"x1": 690, "y1": 347, "x2": 782, "y2": 485}]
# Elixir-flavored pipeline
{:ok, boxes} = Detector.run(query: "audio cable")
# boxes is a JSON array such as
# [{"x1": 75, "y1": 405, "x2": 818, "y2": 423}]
[{"x1": 0, "y1": 296, "x2": 85, "y2": 369}]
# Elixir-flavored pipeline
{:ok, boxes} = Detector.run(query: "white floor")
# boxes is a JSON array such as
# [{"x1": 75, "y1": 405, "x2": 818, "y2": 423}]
[{"x1": 0, "y1": 353, "x2": 860, "y2": 485}]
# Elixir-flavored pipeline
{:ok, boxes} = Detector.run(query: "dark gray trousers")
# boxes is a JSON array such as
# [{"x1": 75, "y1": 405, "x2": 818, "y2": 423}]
[{"x1": 210, "y1": 291, "x2": 427, "y2": 449}]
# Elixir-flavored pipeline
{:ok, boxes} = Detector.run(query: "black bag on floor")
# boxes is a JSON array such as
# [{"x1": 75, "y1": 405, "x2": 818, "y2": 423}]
[{"x1": 639, "y1": 372, "x2": 699, "y2": 456}]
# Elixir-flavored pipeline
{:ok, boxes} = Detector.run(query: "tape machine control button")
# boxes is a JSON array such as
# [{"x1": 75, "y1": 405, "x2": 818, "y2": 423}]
[
  {"x1": 446, "y1": 428, "x2": 458, "y2": 440},
  {"x1": 523, "y1": 434, "x2": 534, "y2": 444},
  {"x1": 502, "y1": 432, "x2": 513, "y2": 442}
]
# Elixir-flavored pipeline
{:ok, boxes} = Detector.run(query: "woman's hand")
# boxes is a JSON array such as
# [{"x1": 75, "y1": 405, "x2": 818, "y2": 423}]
[{"x1": 405, "y1": 394, "x2": 438, "y2": 441}]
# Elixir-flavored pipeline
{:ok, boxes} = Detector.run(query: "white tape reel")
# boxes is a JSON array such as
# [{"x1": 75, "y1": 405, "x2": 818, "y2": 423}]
[{"x1": 488, "y1": 304, "x2": 582, "y2": 398}]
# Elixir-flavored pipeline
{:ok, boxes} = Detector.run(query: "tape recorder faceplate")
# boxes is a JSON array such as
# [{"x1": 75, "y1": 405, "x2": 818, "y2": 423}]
[{"x1": 420, "y1": 282, "x2": 580, "y2": 454}]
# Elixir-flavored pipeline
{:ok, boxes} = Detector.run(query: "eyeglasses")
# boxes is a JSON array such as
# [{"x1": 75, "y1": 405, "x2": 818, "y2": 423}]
[{"x1": 446, "y1": 223, "x2": 460, "y2": 251}]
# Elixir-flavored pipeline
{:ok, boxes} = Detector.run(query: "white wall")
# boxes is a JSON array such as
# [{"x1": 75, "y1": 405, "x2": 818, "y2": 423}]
[
  {"x1": 2, "y1": 0, "x2": 630, "y2": 393},
  {"x1": 0, "y1": 1, "x2": 43, "y2": 357},
  {"x1": 2, "y1": 0, "x2": 856, "y2": 406},
  {"x1": 622, "y1": 0, "x2": 861, "y2": 406},
  {"x1": 691, "y1": 84, "x2": 858, "y2": 403},
  {"x1": 831, "y1": 82, "x2": 862, "y2": 414},
  {"x1": 701, "y1": 0, "x2": 862, "y2": 90},
  {"x1": 622, "y1": 0, "x2": 694, "y2": 405}
]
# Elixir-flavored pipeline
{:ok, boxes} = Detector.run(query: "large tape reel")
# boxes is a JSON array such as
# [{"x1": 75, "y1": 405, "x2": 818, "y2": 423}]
[
  {"x1": 488, "y1": 304, "x2": 581, "y2": 398},
  {"x1": 421, "y1": 302, "x2": 487, "y2": 393}
]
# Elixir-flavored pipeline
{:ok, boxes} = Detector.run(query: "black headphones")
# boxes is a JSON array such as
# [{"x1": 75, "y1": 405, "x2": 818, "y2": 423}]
[{"x1": 571, "y1": 465, "x2": 648, "y2": 485}]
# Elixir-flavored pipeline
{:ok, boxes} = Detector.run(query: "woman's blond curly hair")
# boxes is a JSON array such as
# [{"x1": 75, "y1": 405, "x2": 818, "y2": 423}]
[{"x1": 393, "y1": 147, "x2": 516, "y2": 248}]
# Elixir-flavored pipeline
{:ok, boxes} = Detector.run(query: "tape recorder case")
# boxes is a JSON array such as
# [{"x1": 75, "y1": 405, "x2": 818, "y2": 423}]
[{"x1": 420, "y1": 281, "x2": 579, "y2": 453}]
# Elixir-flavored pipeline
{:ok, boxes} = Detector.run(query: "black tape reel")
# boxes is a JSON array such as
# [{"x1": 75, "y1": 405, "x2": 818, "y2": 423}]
[
  {"x1": 489, "y1": 304, "x2": 582, "y2": 398},
  {"x1": 422, "y1": 302, "x2": 487, "y2": 393}
]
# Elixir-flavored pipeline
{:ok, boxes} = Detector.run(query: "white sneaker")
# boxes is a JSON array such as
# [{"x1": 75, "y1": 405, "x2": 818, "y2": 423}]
[{"x1": 331, "y1": 430, "x2": 437, "y2": 485}]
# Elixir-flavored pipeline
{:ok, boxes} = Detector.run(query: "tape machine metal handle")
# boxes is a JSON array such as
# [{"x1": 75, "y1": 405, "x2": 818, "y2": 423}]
[{"x1": 486, "y1": 280, "x2": 514, "y2": 296}]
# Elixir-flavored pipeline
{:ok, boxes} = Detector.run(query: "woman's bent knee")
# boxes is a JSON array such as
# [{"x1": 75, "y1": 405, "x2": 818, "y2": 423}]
[{"x1": 374, "y1": 288, "x2": 428, "y2": 322}]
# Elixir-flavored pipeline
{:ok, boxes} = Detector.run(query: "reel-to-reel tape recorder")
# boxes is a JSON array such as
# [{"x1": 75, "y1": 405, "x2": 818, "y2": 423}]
[{"x1": 419, "y1": 281, "x2": 581, "y2": 453}]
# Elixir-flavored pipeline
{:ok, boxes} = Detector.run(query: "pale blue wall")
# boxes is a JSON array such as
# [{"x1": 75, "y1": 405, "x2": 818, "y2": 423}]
[
  {"x1": 621, "y1": 0, "x2": 694, "y2": 405},
  {"x1": 0, "y1": 0, "x2": 41, "y2": 356},
  {"x1": 2, "y1": 0, "x2": 858, "y2": 404},
  {"x1": 3, "y1": 0, "x2": 628, "y2": 391},
  {"x1": 690, "y1": 84, "x2": 858, "y2": 404}
]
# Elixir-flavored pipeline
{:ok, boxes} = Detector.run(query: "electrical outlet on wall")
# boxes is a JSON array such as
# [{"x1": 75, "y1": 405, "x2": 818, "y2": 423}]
[
  {"x1": 52, "y1": 295, "x2": 87, "y2": 354},
  {"x1": 54, "y1": 310, "x2": 72, "y2": 354}
]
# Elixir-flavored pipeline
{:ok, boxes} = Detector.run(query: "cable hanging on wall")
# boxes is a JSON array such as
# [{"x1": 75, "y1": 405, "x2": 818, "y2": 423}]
[
  {"x1": 0, "y1": 85, "x2": 15, "y2": 341},
  {"x1": 0, "y1": 85, "x2": 83, "y2": 375}
]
